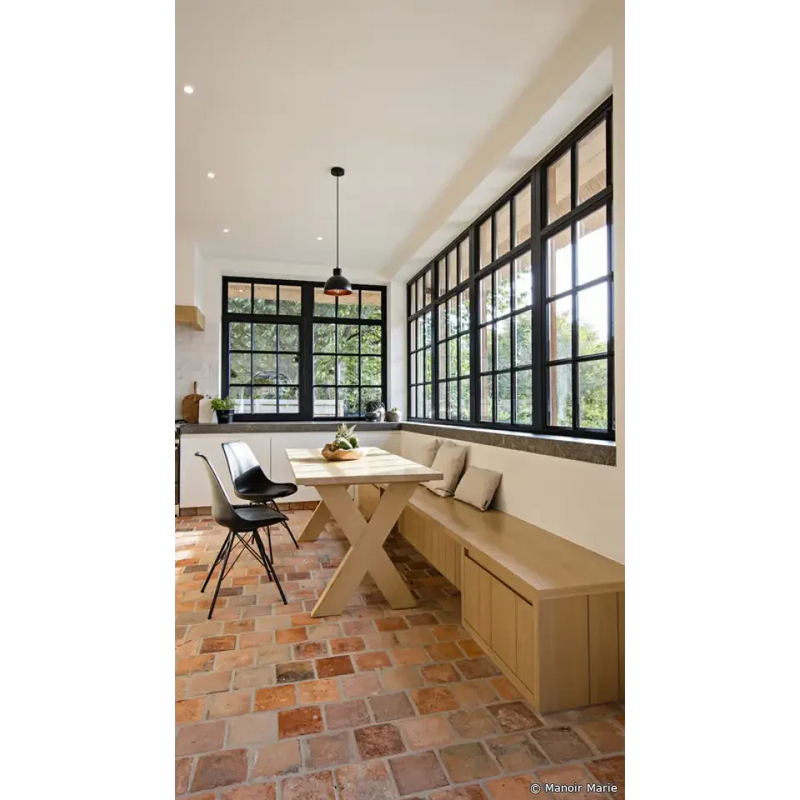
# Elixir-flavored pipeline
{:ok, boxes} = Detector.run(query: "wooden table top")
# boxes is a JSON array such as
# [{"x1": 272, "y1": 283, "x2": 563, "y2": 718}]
[{"x1": 286, "y1": 447, "x2": 443, "y2": 486}]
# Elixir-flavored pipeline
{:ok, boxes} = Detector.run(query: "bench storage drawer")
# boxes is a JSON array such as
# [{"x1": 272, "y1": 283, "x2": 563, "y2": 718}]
[{"x1": 398, "y1": 504, "x2": 463, "y2": 590}]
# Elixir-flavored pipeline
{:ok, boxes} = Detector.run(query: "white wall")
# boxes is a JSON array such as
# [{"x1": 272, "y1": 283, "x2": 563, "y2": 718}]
[{"x1": 181, "y1": 430, "x2": 402, "y2": 506}]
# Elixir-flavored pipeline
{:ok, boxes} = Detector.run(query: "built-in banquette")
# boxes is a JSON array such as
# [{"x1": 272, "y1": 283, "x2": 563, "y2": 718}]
[{"x1": 359, "y1": 483, "x2": 624, "y2": 714}]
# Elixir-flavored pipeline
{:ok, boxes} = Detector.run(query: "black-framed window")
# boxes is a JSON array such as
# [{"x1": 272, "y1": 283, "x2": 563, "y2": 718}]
[
  {"x1": 406, "y1": 98, "x2": 614, "y2": 439},
  {"x1": 408, "y1": 269, "x2": 434, "y2": 419},
  {"x1": 222, "y1": 278, "x2": 386, "y2": 420}
]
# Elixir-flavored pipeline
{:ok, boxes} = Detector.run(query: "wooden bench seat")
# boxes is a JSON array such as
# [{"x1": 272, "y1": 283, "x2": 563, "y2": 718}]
[{"x1": 359, "y1": 483, "x2": 625, "y2": 714}]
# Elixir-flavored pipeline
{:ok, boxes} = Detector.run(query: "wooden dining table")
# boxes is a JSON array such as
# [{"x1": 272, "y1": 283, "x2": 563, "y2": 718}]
[{"x1": 286, "y1": 446, "x2": 443, "y2": 618}]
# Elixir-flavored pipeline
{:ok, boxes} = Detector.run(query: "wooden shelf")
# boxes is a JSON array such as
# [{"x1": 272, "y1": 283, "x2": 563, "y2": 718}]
[{"x1": 175, "y1": 305, "x2": 205, "y2": 331}]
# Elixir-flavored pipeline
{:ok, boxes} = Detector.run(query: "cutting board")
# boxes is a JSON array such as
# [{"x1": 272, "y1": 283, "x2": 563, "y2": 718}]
[{"x1": 181, "y1": 381, "x2": 203, "y2": 424}]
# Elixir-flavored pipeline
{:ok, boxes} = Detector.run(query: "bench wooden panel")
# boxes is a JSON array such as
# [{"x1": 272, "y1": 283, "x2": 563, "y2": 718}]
[{"x1": 358, "y1": 482, "x2": 624, "y2": 713}]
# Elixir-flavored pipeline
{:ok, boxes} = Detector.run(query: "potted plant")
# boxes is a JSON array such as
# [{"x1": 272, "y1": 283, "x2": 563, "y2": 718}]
[
  {"x1": 211, "y1": 397, "x2": 235, "y2": 424},
  {"x1": 364, "y1": 399, "x2": 385, "y2": 422},
  {"x1": 385, "y1": 407, "x2": 400, "y2": 422},
  {"x1": 321, "y1": 423, "x2": 362, "y2": 461}
]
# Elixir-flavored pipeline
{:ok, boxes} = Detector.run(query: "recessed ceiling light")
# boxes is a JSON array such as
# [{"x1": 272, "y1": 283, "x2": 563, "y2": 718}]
[
  {"x1": 207, "y1": 172, "x2": 215, "y2": 179},
  {"x1": 316, "y1": 236, "x2": 323, "y2": 241},
  {"x1": 183, "y1": 85, "x2": 194, "y2": 94},
  {"x1": 223, "y1": 228, "x2": 230, "y2": 233}
]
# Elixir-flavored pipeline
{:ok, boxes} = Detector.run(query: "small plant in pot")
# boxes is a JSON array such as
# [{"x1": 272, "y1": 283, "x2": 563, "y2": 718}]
[
  {"x1": 384, "y1": 407, "x2": 401, "y2": 422},
  {"x1": 211, "y1": 397, "x2": 235, "y2": 424},
  {"x1": 364, "y1": 399, "x2": 385, "y2": 422}
]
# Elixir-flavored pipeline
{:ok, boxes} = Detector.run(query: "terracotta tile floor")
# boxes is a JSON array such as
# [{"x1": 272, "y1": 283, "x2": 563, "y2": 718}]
[{"x1": 176, "y1": 510, "x2": 625, "y2": 800}]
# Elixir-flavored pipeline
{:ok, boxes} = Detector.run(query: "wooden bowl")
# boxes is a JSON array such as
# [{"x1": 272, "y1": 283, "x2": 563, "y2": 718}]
[{"x1": 321, "y1": 445, "x2": 363, "y2": 462}]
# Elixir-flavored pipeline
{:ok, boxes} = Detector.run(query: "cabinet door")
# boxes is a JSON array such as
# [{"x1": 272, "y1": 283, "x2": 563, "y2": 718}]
[
  {"x1": 463, "y1": 556, "x2": 492, "y2": 643},
  {"x1": 491, "y1": 578, "x2": 517, "y2": 671},
  {"x1": 515, "y1": 595, "x2": 536, "y2": 696}
]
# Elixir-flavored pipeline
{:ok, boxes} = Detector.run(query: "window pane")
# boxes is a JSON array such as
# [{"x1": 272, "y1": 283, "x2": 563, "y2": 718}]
[
  {"x1": 361, "y1": 325, "x2": 381, "y2": 355},
  {"x1": 448, "y1": 381, "x2": 457, "y2": 420},
  {"x1": 253, "y1": 283, "x2": 277, "y2": 314},
  {"x1": 459, "y1": 238, "x2": 470, "y2": 283},
  {"x1": 314, "y1": 287, "x2": 336, "y2": 317},
  {"x1": 337, "y1": 356, "x2": 358, "y2": 385},
  {"x1": 495, "y1": 202, "x2": 511, "y2": 259},
  {"x1": 497, "y1": 372, "x2": 511, "y2": 422},
  {"x1": 515, "y1": 369, "x2": 532, "y2": 425},
  {"x1": 496, "y1": 264, "x2": 511, "y2": 317},
  {"x1": 547, "y1": 151, "x2": 571, "y2": 223},
  {"x1": 438, "y1": 342, "x2": 446, "y2": 379},
  {"x1": 253, "y1": 354, "x2": 277, "y2": 384},
  {"x1": 459, "y1": 288, "x2": 470, "y2": 331},
  {"x1": 338, "y1": 387, "x2": 359, "y2": 417},
  {"x1": 546, "y1": 227, "x2": 572, "y2": 297},
  {"x1": 278, "y1": 285, "x2": 302, "y2": 315},
  {"x1": 548, "y1": 364, "x2": 573, "y2": 427},
  {"x1": 314, "y1": 355, "x2": 335, "y2": 385},
  {"x1": 361, "y1": 357, "x2": 381, "y2": 385},
  {"x1": 447, "y1": 338, "x2": 457, "y2": 378},
  {"x1": 417, "y1": 351, "x2": 423, "y2": 384},
  {"x1": 416, "y1": 277, "x2": 424, "y2": 309},
  {"x1": 361, "y1": 289, "x2": 382, "y2": 320},
  {"x1": 480, "y1": 324, "x2": 493, "y2": 372},
  {"x1": 459, "y1": 378, "x2": 470, "y2": 420},
  {"x1": 513, "y1": 252, "x2": 532, "y2": 310},
  {"x1": 547, "y1": 297, "x2": 572, "y2": 360},
  {"x1": 410, "y1": 352, "x2": 417, "y2": 384},
  {"x1": 230, "y1": 386, "x2": 252, "y2": 414},
  {"x1": 278, "y1": 386, "x2": 298, "y2": 413},
  {"x1": 410, "y1": 282, "x2": 417, "y2": 315},
  {"x1": 437, "y1": 382, "x2": 446, "y2": 419},
  {"x1": 314, "y1": 387, "x2": 335, "y2": 416},
  {"x1": 497, "y1": 318, "x2": 511, "y2": 370},
  {"x1": 424, "y1": 271, "x2": 432, "y2": 307},
  {"x1": 424, "y1": 311, "x2": 432, "y2": 346},
  {"x1": 438, "y1": 304, "x2": 446, "y2": 339},
  {"x1": 314, "y1": 324, "x2": 335, "y2": 352},
  {"x1": 229, "y1": 322, "x2": 251, "y2": 350},
  {"x1": 577, "y1": 283, "x2": 609, "y2": 356},
  {"x1": 513, "y1": 184, "x2": 531, "y2": 245},
  {"x1": 424, "y1": 348, "x2": 432, "y2": 382},
  {"x1": 424, "y1": 384, "x2": 433, "y2": 419},
  {"x1": 514, "y1": 312, "x2": 532, "y2": 366},
  {"x1": 230, "y1": 353, "x2": 251, "y2": 383},
  {"x1": 447, "y1": 249, "x2": 457, "y2": 291},
  {"x1": 253, "y1": 386, "x2": 276, "y2": 414},
  {"x1": 578, "y1": 120, "x2": 607, "y2": 204},
  {"x1": 337, "y1": 325, "x2": 359, "y2": 354},
  {"x1": 447, "y1": 296, "x2": 458, "y2": 337},
  {"x1": 437, "y1": 259, "x2": 446, "y2": 297},
  {"x1": 228, "y1": 282, "x2": 251, "y2": 313},
  {"x1": 480, "y1": 376, "x2": 493, "y2": 421},
  {"x1": 253, "y1": 323, "x2": 277, "y2": 351},
  {"x1": 278, "y1": 354, "x2": 298, "y2": 384},
  {"x1": 410, "y1": 321, "x2": 416, "y2": 352},
  {"x1": 479, "y1": 218, "x2": 492, "y2": 268},
  {"x1": 579, "y1": 359, "x2": 608, "y2": 429},
  {"x1": 459, "y1": 334, "x2": 470, "y2": 376},
  {"x1": 338, "y1": 291, "x2": 359, "y2": 318},
  {"x1": 416, "y1": 385, "x2": 423, "y2": 418},
  {"x1": 479, "y1": 275, "x2": 492, "y2": 322},
  {"x1": 410, "y1": 388, "x2": 416, "y2": 417},
  {"x1": 279, "y1": 324, "x2": 299, "y2": 351},
  {"x1": 577, "y1": 207, "x2": 609, "y2": 285}
]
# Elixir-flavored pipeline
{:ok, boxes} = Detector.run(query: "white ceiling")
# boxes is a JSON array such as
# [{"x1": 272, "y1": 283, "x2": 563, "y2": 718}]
[{"x1": 176, "y1": 0, "x2": 602, "y2": 278}]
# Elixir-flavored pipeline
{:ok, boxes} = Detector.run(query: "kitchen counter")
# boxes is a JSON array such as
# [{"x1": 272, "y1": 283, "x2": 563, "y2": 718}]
[{"x1": 180, "y1": 421, "x2": 401, "y2": 434}]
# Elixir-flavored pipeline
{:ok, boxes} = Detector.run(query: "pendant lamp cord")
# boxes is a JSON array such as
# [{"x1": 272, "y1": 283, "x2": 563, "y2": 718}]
[{"x1": 335, "y1": 174, "x2": 340, "y2": 270}]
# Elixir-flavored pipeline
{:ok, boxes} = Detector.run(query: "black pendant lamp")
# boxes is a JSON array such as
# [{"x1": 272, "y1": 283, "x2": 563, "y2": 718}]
[{"x1": 323, "y1": 166, "x2": 353, "y2": 296}]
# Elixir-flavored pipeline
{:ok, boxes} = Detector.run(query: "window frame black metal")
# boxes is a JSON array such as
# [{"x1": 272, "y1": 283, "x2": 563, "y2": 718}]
[
  {"x1": 222, "y1": 277, "x2": 388, "y2": 421},
  {"x1": 405, "y1": 97, "x2": 614, "y2": 440}
]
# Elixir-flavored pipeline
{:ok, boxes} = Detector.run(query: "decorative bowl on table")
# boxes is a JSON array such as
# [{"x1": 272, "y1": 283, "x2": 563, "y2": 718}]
[{"x1": 321, "y1": 424, "x2": 363, "y2": 461}]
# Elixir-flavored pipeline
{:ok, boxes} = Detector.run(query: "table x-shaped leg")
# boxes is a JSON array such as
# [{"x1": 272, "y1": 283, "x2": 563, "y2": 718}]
[
  {"x1": 311, "y1": 482, "x2": 418, "y2": 617},
  {"x1": 297, "y1": 500, "x2": 332, "y2": 543}
]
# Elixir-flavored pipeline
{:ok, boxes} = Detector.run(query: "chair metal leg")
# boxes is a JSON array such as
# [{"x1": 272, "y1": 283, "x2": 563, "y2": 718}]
[
  {"x1": 268, "y1": 526, "x2": 273, "y2": 563},
  {"x1": 201, "y1": 531, "x2": 233, "y2": 593},
  {"x1": 254, "y1": 529, "x2": 287, "y2": 605},
  {"x1": 269, "y1": 499, "x2": 300, "y2": 548},
  {"x1": 208, "y1": 530, "x2": 234, "y2": 619}
]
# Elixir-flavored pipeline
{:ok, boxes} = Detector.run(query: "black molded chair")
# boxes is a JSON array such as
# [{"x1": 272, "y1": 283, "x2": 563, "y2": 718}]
[
  {"x1": 222, "y1": 440, "x2": 300, "y2": 559},
  {"x1": 195, "y1": 453, "x2": 287, "y2": 618}
]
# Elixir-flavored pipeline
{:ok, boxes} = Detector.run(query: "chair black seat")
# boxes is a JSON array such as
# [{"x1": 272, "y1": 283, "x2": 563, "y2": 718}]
[
  {"x1": 235, "y1": 482, "x2": 298, "y2": 502},
  {"x1": 229, "y1": 504, "x2": 287, "y2": 532}
]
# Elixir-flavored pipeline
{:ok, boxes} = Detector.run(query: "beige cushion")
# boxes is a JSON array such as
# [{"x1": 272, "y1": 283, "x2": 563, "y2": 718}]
[
  {"x1": 454, "y1": 466, "x2": 502, "y2": 511},
  {"x1": 424, "y1": 441, "x2": 468, "y2": 497},
  {"x1": 406, "y1": 437, "x2": 440, "y2": 468}
]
